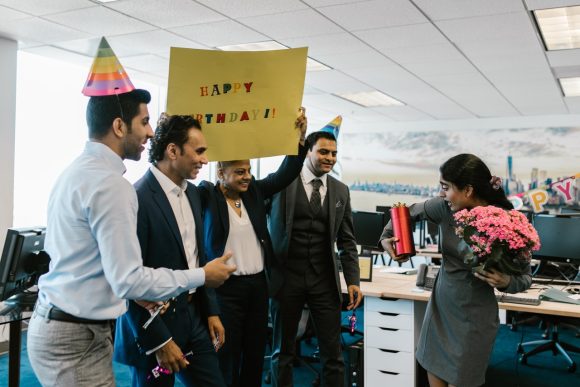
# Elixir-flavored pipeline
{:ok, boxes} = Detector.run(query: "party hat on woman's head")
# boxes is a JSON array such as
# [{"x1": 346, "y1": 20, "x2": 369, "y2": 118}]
[
  {"x1": 82, "y1": 37, "x2": 135, "y2": 96},
  {"x1": 320, "y1": 115, "x2": 342, "y2": 140}
]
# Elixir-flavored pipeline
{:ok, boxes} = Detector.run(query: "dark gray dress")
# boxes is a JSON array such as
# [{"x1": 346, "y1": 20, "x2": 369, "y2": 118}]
[{"x1": 381, "y1": 197, "x2": 532, "y2": 386}]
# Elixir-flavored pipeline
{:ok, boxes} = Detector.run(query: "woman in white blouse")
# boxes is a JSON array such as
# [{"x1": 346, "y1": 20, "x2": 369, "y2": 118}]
[{"x1": 197, "y1": 114, "x2": 306, "y2": 387}]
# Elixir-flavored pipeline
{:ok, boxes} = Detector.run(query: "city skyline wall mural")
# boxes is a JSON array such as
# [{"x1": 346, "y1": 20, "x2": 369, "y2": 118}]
[{"x1": 340, "y1": 126, "x2": 580, "y2": 212}]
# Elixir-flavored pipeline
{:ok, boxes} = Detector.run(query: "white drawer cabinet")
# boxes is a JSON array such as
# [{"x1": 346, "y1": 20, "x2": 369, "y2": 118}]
[
  {"x1": 365, "y1": 326, "x2": 413, "y2": 352},
  {"x1": 366, "y1": 368, "x2": 414, "y2": 387},
  {"x1": 365, "y1": 297, "x2": 417, "y2": 387},
  {"x1": 366, "y1": 347, "x2": 414, "y2": 374},
  {"x1": 366, "y1": 296, "x2": 413, "y2": 315},
  {"x1": 366, "y1": 310, "x2": 414, "y2": 329}
]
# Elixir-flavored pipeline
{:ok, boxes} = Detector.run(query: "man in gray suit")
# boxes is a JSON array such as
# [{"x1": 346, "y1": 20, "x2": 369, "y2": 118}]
[{"x1": 267, "y1": 130, "x2": 362, "y2": 387}]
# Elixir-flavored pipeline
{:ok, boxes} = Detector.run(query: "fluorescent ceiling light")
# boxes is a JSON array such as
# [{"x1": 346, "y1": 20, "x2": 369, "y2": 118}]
[
  {"x1": 534, "y1": 6, "x2": 580, "y2": 50},
  {"x1": 94, "y1": 0, "x2": 120, "y2": 3},
  {"x1": 217, "y1": 40, "x2": 331, "y2": 71},
  {"x1": 559, "y1": 77, "x2": 580, "y2": 96},
  {"x1": 335, "y1": 90, "x2": 404, "y2": 107}
]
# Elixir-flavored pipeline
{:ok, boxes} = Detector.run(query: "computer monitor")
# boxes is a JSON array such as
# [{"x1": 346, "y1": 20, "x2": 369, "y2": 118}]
[
  {"x1": 0, "y1": 227, "x2": 50, "y2": 305},
  {"x1": 375, "y1": 206, "x2": 393, "y2": 223},
  {"x1": 352, "y1": 210, "x2": 387, "y2": 249},
  {"x1": 532, "y1": 215, "x2": 580, "y2": 264}
]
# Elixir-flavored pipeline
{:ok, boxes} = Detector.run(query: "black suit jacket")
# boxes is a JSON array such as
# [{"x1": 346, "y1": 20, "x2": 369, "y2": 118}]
[
  {"x1": 114, "y1": 169, "x2": 218, "y2": 368},
  {"x1": 267, "y1": 172, "x2": 360, "y2": 299},
  {"x1": 198, "y1": 144, "x2": 307, "y2": 295}
]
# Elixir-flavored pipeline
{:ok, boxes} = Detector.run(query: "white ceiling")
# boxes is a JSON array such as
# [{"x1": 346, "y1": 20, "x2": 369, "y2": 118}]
[{"x1": 3, "y1": 0, "x2": 580, "y2": 133}]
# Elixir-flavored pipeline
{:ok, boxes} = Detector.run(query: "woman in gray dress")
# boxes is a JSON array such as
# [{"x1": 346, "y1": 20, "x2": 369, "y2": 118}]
[{"x1": 380, "y1": 154, "x2": 532, "y2": 387}]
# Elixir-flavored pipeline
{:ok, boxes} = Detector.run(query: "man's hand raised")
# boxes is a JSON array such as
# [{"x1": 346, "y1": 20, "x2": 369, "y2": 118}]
[{"x1": 203, "y1": 252, "x2": 236, "y2": 288}]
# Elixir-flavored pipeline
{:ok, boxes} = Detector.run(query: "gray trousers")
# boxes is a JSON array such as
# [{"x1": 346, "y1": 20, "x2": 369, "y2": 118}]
[{"x1": 27, "y1": 312, "x2": 115, "y2": 386}]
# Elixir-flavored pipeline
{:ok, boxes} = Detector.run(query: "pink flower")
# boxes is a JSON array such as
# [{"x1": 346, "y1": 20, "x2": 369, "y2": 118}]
[{"x1": 453, "y1": 205, "x2": 541, "y2": 271}]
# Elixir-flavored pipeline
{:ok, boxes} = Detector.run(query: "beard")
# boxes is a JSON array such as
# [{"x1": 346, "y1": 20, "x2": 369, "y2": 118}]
[{"x1": 122, "y1": 123, "x2": 144, "y2": 161}]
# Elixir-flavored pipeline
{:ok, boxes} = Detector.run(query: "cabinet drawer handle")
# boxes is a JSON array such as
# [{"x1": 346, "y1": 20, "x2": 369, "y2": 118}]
[
  {"x1": 380, "y1": 296, "x2": 400, "y2": 301},
  {"x1": 378, "y1": 312, "x2": 399, "y2": 316},
  {"x1": 379, "y1": 370, "x2": 399, "y2": 375},
  {"x1": 378, "y1": 349, "x2": 399, "y2": 353},
  {"x1": 379, "y1": 327, "x2": 398, "y2": 331}
]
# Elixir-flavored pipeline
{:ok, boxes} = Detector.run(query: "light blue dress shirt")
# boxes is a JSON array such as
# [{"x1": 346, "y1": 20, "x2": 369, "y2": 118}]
[{"x1": 38, "y1": 142, "x2": 205, "y2": 320}]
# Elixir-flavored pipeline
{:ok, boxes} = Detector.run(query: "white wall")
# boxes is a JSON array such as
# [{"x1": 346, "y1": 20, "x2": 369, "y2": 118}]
[{"x1": 0, "y1": 38, "x2": 17, "y2": 248}]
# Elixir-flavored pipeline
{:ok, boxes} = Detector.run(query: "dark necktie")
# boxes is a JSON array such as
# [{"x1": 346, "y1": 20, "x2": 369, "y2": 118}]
[{"x1": 310, "y1": 179, "x2": 322, "y2": 214}]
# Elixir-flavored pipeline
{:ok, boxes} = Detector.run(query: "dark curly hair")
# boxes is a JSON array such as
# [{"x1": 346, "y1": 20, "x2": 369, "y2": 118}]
[
  {"x1": 86, "y1": 89, "x2": 151, "y2": 139},
  {"x1": 440, "y1": 154, "x2": 513, "y2": 210},
  {"x1": 148, "y1": 114, "x2": 202, "y2": 164}
]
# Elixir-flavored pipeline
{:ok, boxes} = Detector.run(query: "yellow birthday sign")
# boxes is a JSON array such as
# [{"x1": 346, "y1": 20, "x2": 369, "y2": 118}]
[{"x1": 167, "y1": 47, "x2": 308, "y2": 161}]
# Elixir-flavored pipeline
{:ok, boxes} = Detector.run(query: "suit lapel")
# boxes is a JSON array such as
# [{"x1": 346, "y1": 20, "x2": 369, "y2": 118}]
[
  {"x1": 185, "y1": 184, "x2": 204, "y2": 264},
  {"x1": 327, "y1": 176, "x2": 337, "y2": 238},
  {"x1": 285, "y1": 178, "x2": 299, "y2": 231},
  {"x1": 215, "y1": 184, "x2": 229, "y2": 237},
  {"x1": 147, "y1": 171, "x2": 187, "y2": 261}
]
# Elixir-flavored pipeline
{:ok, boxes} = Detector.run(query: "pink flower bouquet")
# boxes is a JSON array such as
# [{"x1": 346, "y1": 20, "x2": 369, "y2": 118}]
[{"x1": 453, "y1": 206, "x2": 541, "y2": 275}]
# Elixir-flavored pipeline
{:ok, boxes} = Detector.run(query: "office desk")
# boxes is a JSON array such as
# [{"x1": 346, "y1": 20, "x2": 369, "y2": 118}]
[{"x1": 342, "y1": 269, "x2": 580, "y2": 387}]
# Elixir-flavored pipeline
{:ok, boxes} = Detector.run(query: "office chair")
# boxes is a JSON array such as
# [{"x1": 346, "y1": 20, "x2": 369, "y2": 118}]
[{"x1": 517, "y1": 316, "x2": 580, "y2": 372}]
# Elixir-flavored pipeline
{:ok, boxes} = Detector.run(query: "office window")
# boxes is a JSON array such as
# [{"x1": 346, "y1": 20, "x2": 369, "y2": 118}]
[{"x1": 13, "y1": 52, "x2": 166, "y2": 227}]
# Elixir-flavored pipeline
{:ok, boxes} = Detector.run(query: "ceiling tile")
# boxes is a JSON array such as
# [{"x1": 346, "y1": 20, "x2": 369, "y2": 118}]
[
  {"x1": 436, "y1": 11, "x2": 537, "y2": 43},
  {"x1": 306, "y1": 70, "x2": 370, "y2": 93},
  {"x1": 121, "y1": 54, "x2": 169, "y2": 77},
  {"x1": 371, "y1": 106, "x2": 434, "y2": 121},
  {"x1": 355, "y1": 23, "x2": 448, "y2": 50},
  {"x1": 108, "y1": 30, "x2": 208, "y2": 58},
  {"x1": 564, "y1": 96, "x2": 580, "y2": 113},
  {"x1": 239, "y1": 9, "x2": 342, "y2": 40},
  {"x1": 425, "y1": 73, "x2": 519, "y2": 117},
  {"x1": 196, "y1": 0, "x2": 308, "y2": 18},
  {"x1": 404, "y1": 59, "x2": 477, "y2": 77},
  {"x1": 280, "y1": 33, "x2": 368, "y2": 56},
  {"x1": 318, "y1": 0, "x2": 427, "y2": 31},
  {"x1": 22, "y1": 45, "x2": 92, "y2": 67},
  {"x1": 414, "y1": 0, "x2": 524, "y2": 21},
  {"x1": 312, "y1": 49, "x2": 395, "y2": 71},
  {"x1": 53, "y1": 36, "x2": 138, "y2": 57},
  {"x1": 0, "y1": 5, "x2": 31, "y2": 22},
  {"x1": 0, "y1": 0, "x2": 93, "y2": 16},
  {"x1": 0, "y1": 17, "x2": 89, "y2": 43},
  {"x1": 106, "y1": 0, "x2": 226, "y2": 28},
  {"x1": 169, "y1": 20, "x2": 268, "y2": 48},
  {"x1": 548, "y1": 49, "x2": 580, "y2": 68},
  {"x1": 304, "y1": 0, "x2": 367, "y2": 6},
  {"x1": 383, "y1": 43, "x2": 467, "y2": 65},
  {"x1": 44, "y1": 6, "x2": 156, "y2": 35}
]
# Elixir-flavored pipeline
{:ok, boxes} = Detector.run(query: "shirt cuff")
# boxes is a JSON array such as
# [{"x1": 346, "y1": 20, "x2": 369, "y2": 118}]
[
  {"x1": 145, "y1": 337, "x2": 173, "y2": 355},
  {"x1": 188, "y1": 267, "x2": 205, "y2": 290}
]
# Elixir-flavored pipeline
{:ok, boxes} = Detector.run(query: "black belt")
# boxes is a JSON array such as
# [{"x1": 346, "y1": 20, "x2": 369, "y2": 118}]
[{"x1": 34, "y1": 303, "x2": 112, "y2": 325}]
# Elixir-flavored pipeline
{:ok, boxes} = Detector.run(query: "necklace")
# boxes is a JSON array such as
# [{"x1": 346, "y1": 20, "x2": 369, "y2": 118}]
[{"x1": 222, "y1": 185, "x2": 241, "y2": 209}]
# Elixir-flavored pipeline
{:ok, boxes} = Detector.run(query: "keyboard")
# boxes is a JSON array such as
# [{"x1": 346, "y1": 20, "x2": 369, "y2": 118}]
[{"x1": 495, "y1": 294, "x2": 541, "y2": 306}]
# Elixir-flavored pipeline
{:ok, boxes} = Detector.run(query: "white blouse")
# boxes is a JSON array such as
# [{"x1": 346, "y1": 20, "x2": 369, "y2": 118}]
[{"x1": 224, "y1": 200, "x2": 264, "y2": 275}]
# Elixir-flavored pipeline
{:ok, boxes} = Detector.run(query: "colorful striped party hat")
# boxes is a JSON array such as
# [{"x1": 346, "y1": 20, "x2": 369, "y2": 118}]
[
  {"x1": 320, "y1": 115, "x2": 342, "y2": 139},
  {"x1": 82, "y1": 37, "x2": 135, "y2": 96}
]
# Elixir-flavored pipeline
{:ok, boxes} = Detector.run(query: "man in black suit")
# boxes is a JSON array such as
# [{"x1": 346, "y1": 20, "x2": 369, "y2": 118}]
[
  {"x1": 114, "y1": 114, "x2": 236, "y2": 386},
  {"x1": 267, "y1": 130, "x2": 363, "y2": 387}
]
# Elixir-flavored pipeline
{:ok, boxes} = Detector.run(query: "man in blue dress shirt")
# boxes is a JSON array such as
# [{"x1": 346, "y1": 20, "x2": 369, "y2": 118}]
[{"x1": 27, "y1": 90, "x2": 236, "y2": 386}]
